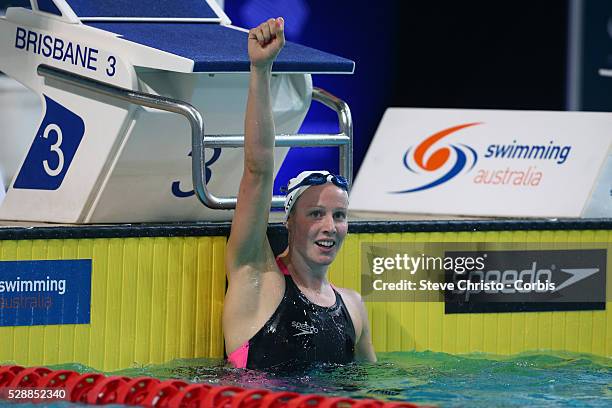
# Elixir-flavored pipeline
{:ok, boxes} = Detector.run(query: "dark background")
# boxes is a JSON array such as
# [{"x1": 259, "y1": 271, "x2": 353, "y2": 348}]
[{"x1": 224, "y1": 0, "x2": 570, "y2": 188}]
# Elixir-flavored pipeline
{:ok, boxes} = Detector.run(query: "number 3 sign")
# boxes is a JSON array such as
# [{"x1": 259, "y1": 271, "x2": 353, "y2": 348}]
[{"x1": 14, "y1": 96, "x2": 85, "y2": 190}]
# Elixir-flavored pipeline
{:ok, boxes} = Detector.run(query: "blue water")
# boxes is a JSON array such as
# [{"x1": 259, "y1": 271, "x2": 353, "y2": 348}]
[{"x1": 2, "y1": 351, "x2": 611, "y2": 407}]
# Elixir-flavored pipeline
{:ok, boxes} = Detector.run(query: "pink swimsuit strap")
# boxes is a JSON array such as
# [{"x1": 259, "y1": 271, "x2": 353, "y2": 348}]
[
  {"x1": 275, "y1": 256, "x2": 290, "y2": 275},
  {"x1": 276, "y1": 257, "x2": 337, "y2": 289}
]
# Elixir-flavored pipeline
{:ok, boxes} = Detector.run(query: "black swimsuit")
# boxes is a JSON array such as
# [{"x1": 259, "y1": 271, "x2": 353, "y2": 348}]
[{"x1": 228, "y1": 258, "x2": 356, "y2": 370}]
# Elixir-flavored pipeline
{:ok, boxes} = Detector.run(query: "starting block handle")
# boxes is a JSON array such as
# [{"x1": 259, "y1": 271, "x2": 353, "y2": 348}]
[
  {"x1": 37, "y1": 64, "x2": 353, "y2": 211},
  {"x1": 201, "y1": 88, "x2": 353, "y2": 209}
]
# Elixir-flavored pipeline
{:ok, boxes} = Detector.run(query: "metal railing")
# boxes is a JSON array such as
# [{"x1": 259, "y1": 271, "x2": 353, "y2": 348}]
[{"x1": 37, "y1": 64, "x2": 353, "y2": 210}]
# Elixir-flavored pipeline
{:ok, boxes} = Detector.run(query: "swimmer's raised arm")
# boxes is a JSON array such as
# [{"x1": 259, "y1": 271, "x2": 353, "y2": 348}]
[{"x1": 227, "y1": 18, "x2": 285, "y2": 270}]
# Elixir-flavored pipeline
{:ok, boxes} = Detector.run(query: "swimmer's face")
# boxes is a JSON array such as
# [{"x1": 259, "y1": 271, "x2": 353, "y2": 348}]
[{"x1": 287, "y1": 183, "x2": 348, "y2": 266}]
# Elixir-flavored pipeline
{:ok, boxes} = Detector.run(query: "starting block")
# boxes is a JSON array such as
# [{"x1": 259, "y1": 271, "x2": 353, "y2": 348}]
[{"x1": 0, "y1": 0, "x2": 354, "y2": 223}]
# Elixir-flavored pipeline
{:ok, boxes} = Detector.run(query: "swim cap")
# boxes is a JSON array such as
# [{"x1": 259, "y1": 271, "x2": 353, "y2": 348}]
[
  {"x1": 284, "y1": 170, "x2": 330, "y2": 221},
  {"x1": 284, "y1": 170, "x2": 350, "y2": 221}
]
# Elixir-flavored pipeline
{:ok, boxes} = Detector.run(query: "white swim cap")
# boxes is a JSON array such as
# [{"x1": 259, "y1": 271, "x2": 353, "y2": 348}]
[{"x1": 284, "y1": 170, "x2": 350, "y2": 221}]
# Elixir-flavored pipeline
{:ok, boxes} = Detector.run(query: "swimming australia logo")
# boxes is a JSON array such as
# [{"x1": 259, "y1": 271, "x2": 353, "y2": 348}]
[
  {"x1": 391, "y1": 122, "x2": 481, "y2": 193},
  {"x1": 291, "y1": 321, "x2": 319, "y2": 336}
]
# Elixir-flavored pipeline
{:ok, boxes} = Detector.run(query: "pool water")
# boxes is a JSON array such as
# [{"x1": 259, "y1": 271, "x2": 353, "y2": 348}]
[
  {"x1": 110, "y1": 351, "x2": 612, "y2": 407},
  {"x1": 4, "y1": 351, "x2": 612, "y2": 407}
]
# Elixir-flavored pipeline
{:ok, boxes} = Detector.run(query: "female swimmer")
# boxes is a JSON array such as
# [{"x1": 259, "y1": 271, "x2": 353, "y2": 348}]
[{"x1": 223, "y1": 18, "x2": 376, "y2": 370}]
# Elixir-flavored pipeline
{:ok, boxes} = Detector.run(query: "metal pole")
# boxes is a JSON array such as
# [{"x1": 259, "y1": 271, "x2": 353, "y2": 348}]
[{"x1": 37, "y1": 64, "x2": 354, "y2": 210}]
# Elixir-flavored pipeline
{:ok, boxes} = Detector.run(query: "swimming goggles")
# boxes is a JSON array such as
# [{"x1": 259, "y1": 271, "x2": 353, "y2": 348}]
[{"x1": 282, "y1": 173, "x2": 349, "y2": 194}]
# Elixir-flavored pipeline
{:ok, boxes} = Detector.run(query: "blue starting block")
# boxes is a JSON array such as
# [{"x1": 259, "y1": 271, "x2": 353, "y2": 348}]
[{"x1": 0, "y1": 0, "x2": 354, "y2": 223}]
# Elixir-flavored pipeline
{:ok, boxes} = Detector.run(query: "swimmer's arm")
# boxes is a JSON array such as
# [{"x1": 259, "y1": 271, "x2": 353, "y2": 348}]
[
  {"x1": 342, "y1": 288, "x2": 377, "y2": 362},
  {"x1": 355, "y1": 297, "x2": 377, "y2": 363},
  {"x1": 227, "y1": 18, "x2": 285, "y2": 269}
]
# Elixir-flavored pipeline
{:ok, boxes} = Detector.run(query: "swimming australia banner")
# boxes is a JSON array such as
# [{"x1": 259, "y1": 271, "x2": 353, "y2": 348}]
[
  {"x1": 350, "y1": 108, "x2": 612, "y2": 217},
  {"x1": 0, "y1": 259, "x2": 91, "y2": 327}
]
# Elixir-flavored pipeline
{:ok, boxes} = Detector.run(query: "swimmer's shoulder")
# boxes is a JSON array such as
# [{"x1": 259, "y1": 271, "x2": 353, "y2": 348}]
[{"x1": 335, "y1": 287, "x2": 362, "y2": 303}]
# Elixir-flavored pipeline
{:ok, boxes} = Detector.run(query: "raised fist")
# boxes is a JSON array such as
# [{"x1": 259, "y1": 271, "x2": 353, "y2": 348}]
[{"x1": 248, "y1": 17, "x2": 285, "y2": 69}]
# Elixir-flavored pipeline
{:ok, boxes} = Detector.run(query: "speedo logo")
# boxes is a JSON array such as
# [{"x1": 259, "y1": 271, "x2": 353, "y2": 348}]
[{"x1": 291, "y1": 321, "x2": 318, "y2": 336}]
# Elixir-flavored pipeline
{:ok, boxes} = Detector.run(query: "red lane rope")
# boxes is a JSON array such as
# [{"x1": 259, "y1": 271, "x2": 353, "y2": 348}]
[
  {"x1": 0, "y1": 366, "x2": 25, "y2": 388},
  {"x1": 167, "y1": 383, "x2": 211, "y2": 408},
  {"x1": 142, "y1": 380, "x2": 188, "y2": 407},
  {"x1": 230, "y1": 388, "x2": 270, "y2": 408},
  {"x1": 38, "y1": 369, "x2": 81, "y2": 389},
  {"x1": 0, "y1": 365, "x2": 434, "y2": 408},
  {"x1": 86, "y1": 376, "x2": 131, "y2": 405},
  {"x1": 65, "y1": 373, "x2": 105, "y2": 403},
  {"x1": 116, "y1": 377, "x2": 161, "y2": 405}
]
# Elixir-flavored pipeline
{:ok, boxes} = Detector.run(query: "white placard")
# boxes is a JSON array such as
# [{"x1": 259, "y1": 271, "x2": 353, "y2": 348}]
[
  {"x1": 0, "y1": 8, "x2": 311, "y2": 223},
  {"x1": 350, "y1": 108, "x2": 612, "y2": 218}
]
